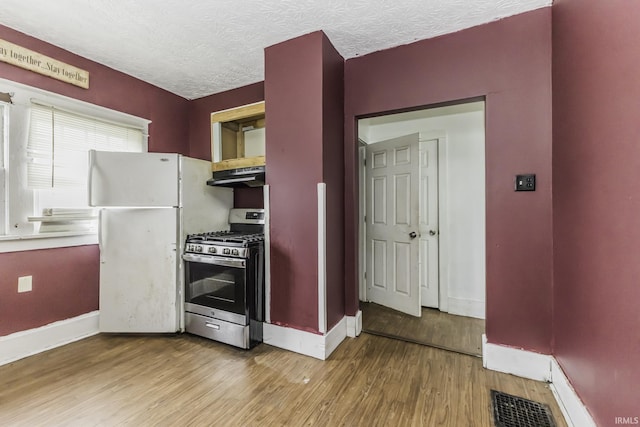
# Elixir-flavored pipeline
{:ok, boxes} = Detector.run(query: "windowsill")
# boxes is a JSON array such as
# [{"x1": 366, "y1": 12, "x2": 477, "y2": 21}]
[{"x1": 0, "y1": 232, "x2": 98, "y2": 253}]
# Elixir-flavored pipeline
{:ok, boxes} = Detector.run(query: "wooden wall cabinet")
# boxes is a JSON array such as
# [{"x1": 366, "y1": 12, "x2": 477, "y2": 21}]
[{"x1": 211, "y1": 101, "x2": 265, "y2": 172}]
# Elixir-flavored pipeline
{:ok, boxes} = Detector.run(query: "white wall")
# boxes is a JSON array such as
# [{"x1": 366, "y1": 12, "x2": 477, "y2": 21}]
[{"x1": 359, "y1": 101, "x2": 486, "y2": 319}]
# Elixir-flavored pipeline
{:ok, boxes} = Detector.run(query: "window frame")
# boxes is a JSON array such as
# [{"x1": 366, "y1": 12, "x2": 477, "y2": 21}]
[
  {"x1": 0, "y1": 78, "x2": 150, "y2": 252},
  {"x1": 0, "y1": 101, "x2": 8, "y2": 237}
]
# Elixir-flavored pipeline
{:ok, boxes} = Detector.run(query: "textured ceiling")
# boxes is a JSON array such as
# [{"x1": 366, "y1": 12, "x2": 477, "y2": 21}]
[{"x1": 0, "y1": 0, "x2": 550, "y2": 100}]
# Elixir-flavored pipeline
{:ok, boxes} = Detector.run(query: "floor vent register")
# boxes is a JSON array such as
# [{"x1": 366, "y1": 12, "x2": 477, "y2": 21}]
[{"x1": 491, "y1": 390, "x2": 557, "y2": 427}]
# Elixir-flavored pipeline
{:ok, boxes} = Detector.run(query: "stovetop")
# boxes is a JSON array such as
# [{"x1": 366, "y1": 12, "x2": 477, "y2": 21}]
[
  {"x1": 184, "y1": 229, "x2": 264, "y2": 258},
  {"x1": 184, "y1": 209, "x2": 265, "y2": 259},
  {"x1": 186, "y1": 230, "x2": 264, "y2": 246}
]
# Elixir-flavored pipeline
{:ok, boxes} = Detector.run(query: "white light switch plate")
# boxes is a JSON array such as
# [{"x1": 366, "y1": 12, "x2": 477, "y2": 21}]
[{"x1": 18, "y1": 275, "x2": 32, "y2": 293}]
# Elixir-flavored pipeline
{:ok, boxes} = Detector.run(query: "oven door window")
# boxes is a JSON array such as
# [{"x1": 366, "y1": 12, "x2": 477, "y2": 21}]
[{"x1": 185, "y1": 262, "x2": 245, "y2": 315}]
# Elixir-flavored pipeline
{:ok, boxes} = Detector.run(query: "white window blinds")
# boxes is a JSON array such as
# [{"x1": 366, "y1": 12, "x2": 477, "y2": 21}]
[{"x1": 27, "y1": 104, "x2": 144, "y2": 189}]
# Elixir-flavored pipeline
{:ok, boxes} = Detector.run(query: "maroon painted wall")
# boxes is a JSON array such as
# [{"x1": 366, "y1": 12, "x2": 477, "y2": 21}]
[
  {"x1": 321, "y1": 35, "x2": 345, "y2": 330},
  {"x1": 0, "y1": 24, "x2": 189, "y2": 336},
  {"x1": 0, "y1": 247, "x2": 99, "y2": 336},
  {"x1": 188, "y1": 82, "x2": 265, "y2": 208},
  {"x1": 190, "y1": 42, "x2": 342, "y2": 331},
  {"x1": 552, "y1": 0, "x2": 640, "y2": 423},
  {"x1": 265, "y1": 32, "x2": 325, "y2": 332},
  {"x1": 344, "y1": 9, "x2": 553, "y2": 352}
]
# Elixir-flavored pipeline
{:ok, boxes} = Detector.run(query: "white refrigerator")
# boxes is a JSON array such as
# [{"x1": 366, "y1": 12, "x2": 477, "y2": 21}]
[{"x1": 88, "y1": 150, "x2": 232, "y2": 333}]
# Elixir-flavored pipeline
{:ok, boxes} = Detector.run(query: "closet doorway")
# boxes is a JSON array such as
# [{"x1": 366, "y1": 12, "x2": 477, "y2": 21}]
[{"x1": 358, "y1": 101, "x2": 486, "y2": 356}]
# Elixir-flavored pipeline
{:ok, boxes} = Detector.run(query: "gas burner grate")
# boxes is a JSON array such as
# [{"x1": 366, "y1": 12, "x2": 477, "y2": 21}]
[
  {"x1": 186, "y1": 231, "x2": 264, "y2": 245},
  {"x1": 491, "y1": 390, "x2": 556, "y2": 427}
]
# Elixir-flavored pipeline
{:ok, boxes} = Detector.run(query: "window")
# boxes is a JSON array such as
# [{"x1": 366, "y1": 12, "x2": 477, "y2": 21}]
[
  {"x1": 0, "y1": 78, "x2": 149, "y2": 250},
  {"x1": 27, "y1": 103, "x2": 144, "y2": 222}
]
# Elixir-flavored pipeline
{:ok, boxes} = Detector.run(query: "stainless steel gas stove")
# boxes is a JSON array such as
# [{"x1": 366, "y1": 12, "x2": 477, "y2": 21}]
[{"x1": 182, "y1": 208, "x2": 265, "y2": 349}]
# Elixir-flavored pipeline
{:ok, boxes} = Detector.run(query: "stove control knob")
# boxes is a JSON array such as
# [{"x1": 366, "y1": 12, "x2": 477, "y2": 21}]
[
  {"x1": 208, "y1": 247, "x2": 216, "y2": 254},
  {"x1": 223, "y1": 248, "x2": 230, "y2": 255},
  {"x1": 232, "y1": 249, "x2": 239, "y2": 256},
  {"x1": 196, "y1": 245, "x2": 203, "y2": 253}
]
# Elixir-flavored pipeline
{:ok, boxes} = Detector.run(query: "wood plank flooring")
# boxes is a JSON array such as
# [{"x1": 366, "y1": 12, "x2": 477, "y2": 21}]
[
  {"x1": 361, "y1": 302, "x2": 485, "y2": 356},
  {"x1": 0, "y1": 333, "x2": 566, "y2": 426}
]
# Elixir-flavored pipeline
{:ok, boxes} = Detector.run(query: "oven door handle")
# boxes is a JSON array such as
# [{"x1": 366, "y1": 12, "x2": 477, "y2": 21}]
[{"x1": 182, "y1": 253, "x2": 246, "y2": 268}]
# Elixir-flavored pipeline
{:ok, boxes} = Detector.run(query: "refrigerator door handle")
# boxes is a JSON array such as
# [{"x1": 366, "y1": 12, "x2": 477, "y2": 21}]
[{"x1": 98, "y1": 209, "x2": 104, "y2": 262}]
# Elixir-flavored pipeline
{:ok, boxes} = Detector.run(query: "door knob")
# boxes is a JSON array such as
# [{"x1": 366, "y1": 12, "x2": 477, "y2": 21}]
[
  {"x1": 409, "y1": 232, "x2": 417, "y2": 239},
  {"x1": 429, "y1": 230, "x2": 437, "y2": 236}
]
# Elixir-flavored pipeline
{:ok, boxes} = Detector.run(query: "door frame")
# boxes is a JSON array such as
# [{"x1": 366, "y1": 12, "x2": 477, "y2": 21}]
[{"x1": 359, "y1": 131, "x2": 449, "y2": 311}]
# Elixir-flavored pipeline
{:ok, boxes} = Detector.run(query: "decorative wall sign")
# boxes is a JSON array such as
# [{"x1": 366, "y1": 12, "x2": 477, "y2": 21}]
[{"x1": 0, "y1": 38, "x2": 89, "y2": 89}]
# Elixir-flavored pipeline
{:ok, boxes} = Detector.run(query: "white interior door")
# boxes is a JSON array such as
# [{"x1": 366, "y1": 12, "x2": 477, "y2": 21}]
[
  {"x1": 366, "y1": 133, "x2": 420, "y2": 317},
  {"x1": 99, "y1": 208, "x2": 179, "y2": 333},
  {"x1": 420, "y1": 139, "x2": 439, "y2": 308}
]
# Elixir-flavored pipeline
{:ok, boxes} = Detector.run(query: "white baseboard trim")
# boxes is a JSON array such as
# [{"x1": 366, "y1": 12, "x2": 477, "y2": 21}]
[
  {"x1": 0, "y1": 311, "x2": 99, "y2": 366},
  {"x1": 346, "y1": 310, "x2": 362, "y2": 338},
  {"x1": 483, "y1": 335, "x2": 596, "y2": 427},
  {"x1": 263, "y1": 317, "x2": 347, "y2": 360},
  {"x1": 447, "y1": 297, "x2": 485, "y2": 319},
  {"x1": 550, "y1": 358, "x2": 596, "y2": 427},
  {"x1": 325, "y1": 317, "x2": 347, "y2": 357},
  {"x1": 482, "y1": 334, "x2": 552, "y2": 382}
]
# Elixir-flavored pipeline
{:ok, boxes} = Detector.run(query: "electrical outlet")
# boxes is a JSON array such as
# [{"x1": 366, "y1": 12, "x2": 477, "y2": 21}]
[
  {"x1": 515, "y1": 174, "x2": 536, "y2": 191},
  {"x1": 18, "y1": 275, "x2": 32, "y2": 293}
]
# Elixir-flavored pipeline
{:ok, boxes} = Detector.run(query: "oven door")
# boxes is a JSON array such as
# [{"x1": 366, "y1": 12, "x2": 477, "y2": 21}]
[{"x1": 183, "y1": 254, "x2": 246, "y2": 317}]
